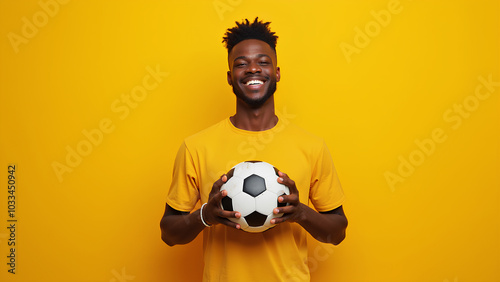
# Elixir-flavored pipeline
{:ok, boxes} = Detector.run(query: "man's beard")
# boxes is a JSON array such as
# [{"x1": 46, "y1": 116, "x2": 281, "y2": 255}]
[{"x1": 232, "y1": 79, "x2": 277, "y2": 108}]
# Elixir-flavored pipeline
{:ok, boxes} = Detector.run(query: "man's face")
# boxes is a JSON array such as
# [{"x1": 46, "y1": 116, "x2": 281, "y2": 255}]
[{"x1": 227, "y1": 39, "x2": 280, "y2": 108}]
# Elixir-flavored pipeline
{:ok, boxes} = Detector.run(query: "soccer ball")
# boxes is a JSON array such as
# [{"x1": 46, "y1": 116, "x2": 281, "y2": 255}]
[{"x1": 220, "y1": 161, "x2": 290, "y2": 233}]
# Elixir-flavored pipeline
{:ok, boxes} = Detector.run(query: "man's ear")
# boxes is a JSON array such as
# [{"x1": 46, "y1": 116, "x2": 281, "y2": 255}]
[
  {"x1": 227, "y1": 71, "x2": 232, "y2": 86},
  {"x1": 276, "y1": 67, "x2": 281, "y2": 82}
]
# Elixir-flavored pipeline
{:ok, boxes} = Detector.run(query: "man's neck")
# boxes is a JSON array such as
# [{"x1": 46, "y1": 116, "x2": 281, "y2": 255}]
[{"x1": 230, "y1": 98, "x2": 278, "y2": 131}]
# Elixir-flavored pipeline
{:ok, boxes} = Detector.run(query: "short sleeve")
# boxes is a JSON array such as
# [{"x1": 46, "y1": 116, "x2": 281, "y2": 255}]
[
  {"x1": 166, "y1": 141, "x2": 200, "y2": 212},
  {"x1": 309, "y1": 142, "x2": 345, "y2": 212}
]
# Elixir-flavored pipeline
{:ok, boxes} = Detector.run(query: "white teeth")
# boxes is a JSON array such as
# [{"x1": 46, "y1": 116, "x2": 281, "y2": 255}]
[{"x1": 246, "y1": 80, "x2": 264, "y2": 86}]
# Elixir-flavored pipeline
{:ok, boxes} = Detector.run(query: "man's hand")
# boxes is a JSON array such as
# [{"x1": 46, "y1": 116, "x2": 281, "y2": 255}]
[
  {"x1": 160, "y1": 174, "x2": 242, "y2": 246},
  {"x1": 270, "y1": 171, "x2": 307, "y2": 224},
  {"x1": 268, "y1": 171, "x2": 348, "y2": 245},
  {"x1": 203, "y1": 174, "x2": 242, "y2": 229}
]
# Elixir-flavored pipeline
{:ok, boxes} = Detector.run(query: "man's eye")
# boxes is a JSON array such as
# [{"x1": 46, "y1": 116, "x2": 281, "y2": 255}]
[
  {"x1": 259, "y1": 61, "x2": 270, "y2": 65},
  {"x1": 236, "y1": 63, "x2": 246, "y2": 67}
]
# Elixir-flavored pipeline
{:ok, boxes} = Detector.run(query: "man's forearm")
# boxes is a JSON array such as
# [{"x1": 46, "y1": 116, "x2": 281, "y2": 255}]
[
  {"x1": 296, "y1": 204, "x2": 348, "y2": 245},
  {"x1": 160, "y1": 208, "x2": 205, "y2": 246}
]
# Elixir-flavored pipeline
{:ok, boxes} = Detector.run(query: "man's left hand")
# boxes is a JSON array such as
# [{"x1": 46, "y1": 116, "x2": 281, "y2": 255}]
[{"x1": 270, "y1": 171, "x2": 306, "y2": 224}]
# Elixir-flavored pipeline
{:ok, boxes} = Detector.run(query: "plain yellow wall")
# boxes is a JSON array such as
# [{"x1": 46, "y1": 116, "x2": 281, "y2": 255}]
[{"x1": 1, "y1": 0, "x2": 499, "y2": 281}]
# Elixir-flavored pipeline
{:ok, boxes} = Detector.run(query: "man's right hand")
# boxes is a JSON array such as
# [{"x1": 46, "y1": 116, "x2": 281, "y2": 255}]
[
  {"x1": 160, "y1": 174, "x2": 242, "y2": 247},
  {"x1": 203, "y1": 174, "x2": 241, "y2": 229}
]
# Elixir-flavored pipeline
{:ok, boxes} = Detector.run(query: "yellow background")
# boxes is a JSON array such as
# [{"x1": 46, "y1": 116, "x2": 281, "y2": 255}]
[{"x1": 1, "y1": 0, "x2": 499, "y2": 281}]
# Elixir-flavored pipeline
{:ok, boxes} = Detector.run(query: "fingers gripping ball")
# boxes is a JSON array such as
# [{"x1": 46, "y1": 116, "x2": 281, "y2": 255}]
[{"x1": 220, "y1": 161, "x2": 290, "y2": 233}]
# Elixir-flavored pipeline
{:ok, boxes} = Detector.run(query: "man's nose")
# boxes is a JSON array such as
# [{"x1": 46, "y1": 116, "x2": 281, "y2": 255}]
[{"x1": 246, "y1": 62, "x2": 261, "y2": 74}]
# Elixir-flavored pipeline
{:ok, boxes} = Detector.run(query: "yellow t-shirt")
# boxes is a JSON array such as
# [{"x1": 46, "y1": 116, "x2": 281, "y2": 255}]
[{"x1": 166, "y1": 115, "x2": 345, "y2": 282}]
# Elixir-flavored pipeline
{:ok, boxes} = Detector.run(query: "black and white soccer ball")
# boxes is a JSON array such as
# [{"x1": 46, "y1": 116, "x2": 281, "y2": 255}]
[{"x1": 220, "y1": 161, "x2": 290, "y2": 233}]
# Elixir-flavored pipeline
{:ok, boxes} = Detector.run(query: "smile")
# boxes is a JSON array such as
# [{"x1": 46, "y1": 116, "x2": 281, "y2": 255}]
[{"x1": 245, "y1": 80, "x2": 264, "y2": 86}]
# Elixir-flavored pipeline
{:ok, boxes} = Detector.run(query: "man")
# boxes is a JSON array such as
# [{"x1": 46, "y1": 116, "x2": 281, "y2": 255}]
[{"x1": 160, "y1": 18, "x2": 348, "y2": 281}]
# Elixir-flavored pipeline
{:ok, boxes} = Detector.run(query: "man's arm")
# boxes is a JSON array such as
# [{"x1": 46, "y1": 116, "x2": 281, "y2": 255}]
[
  {"x1": 271, "y1": 171, "x2": 348, "y2": 245},
  {"x1": 159, "y1": 203, "x2": 205, "y2": 246},
  {"x1": 160, "y1": 175, "x2": 241, "y2": 246}
]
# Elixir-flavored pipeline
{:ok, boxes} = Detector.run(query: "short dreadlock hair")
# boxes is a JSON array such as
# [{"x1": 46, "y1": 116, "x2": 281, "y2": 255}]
[{"x1": 222, "y1": 17, "x2": 278, "y2": 54}]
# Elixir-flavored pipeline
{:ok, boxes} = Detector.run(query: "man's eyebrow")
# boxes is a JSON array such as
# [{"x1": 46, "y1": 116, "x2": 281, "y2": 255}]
[{"x1": 233, "y1": 54, "x2": 272, "y2": 62}]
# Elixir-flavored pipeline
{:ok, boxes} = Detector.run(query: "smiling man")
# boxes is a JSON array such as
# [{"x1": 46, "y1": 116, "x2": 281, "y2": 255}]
[{"x1": 160, "y1": 18, "x2": 348, "y2": 282}]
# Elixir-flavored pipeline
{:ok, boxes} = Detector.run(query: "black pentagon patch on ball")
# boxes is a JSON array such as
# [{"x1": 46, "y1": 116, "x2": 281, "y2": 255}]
[
  {"x1": 245, "y1": 211, "x2": 268, "y2": 227},
  {"x1": 221, "y1": 196, "x2": 233, "y2": 211},
  {"x1": 243, "y1": 174, "x2": 266, "y2": 197},
  {"x1": 277, "y1": 193, "x2": 287, "y2": 208}
]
